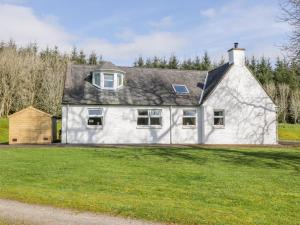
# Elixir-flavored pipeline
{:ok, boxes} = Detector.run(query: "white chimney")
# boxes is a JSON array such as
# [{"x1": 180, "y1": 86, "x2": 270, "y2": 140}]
[{"x1": 228, "y1": 42, "x2": 245, "y2": 66}]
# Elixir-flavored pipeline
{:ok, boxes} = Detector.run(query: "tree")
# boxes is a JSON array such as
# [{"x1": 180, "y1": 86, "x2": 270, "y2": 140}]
[
  {"x1": 256, "y1": 57, "x2": 273, "y2": 85},
  {"x1": 280, "y1": 0, "x2": 300, "y2": 63},
  {"x1": 88, "y1": 52, "x2": 97, "y2": 65},
  {"x1": 152, "y1": 56, "x2": 160, "y2": 68},
  {"x1": 290, "y1": 88, "x2": 300, "y2": 123},
  {"x1": 160, "y1": 57, "x2": 168, "y2": 68},
  {"x1": 71, "y1": 46, "x2": 78, "y2": 62},
  {"x1": 264, "y1": 82, "x2": 277, "y2": 103},
  {"x1": 277, "y1": 83, "x2": 290, "y2": 122},
  {"x1": 136, "y1": 56, "x2": 144, "y2": 67},
  {"x1": 168, "y1": 55, "x2": 179, "y2": 69},
  {"x1": 193, "y1": 56, "x2": 201, "y2": 70},
  {"x1": 78, "y1": 50, "x2": 86, "y2": 64},
  {"x1": 200, "y1": 51, "x2": 212, "y2": 70}
]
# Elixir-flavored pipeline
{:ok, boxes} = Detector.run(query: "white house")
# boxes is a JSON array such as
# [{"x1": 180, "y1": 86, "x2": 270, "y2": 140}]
[{"x1": 61, "y1": 44, "x2": 277, "y2": 144}]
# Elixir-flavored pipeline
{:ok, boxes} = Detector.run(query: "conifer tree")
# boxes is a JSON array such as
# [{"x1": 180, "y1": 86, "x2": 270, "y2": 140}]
[
  {"x1": 168, "y1": 55, "x2": 179, "y2": 69},
  {"x1": 88, "y1": 52, "x2": 97, "y2": 65},
  {"x1": 78, "y1": 50, "x2": 86, "y2": 64}
]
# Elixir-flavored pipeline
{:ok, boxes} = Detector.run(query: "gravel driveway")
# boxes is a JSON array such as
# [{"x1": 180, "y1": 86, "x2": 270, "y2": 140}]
[{"x1": 0, "y1": 199, "x2": 164, "y2": 225}]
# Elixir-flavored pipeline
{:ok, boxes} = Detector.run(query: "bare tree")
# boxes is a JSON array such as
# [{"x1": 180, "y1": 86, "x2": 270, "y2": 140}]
[
  {"x1": 277, "y1": 83, "x2": 290, "y2": 122},
  {"x1": 280, "y1": 0, "x2": 300, "y2": 63},
  {"x1": 290, "y1": 88, "x2": 300, "y2": 123},
  {"x1": 264, "y1": 82, "x2": 277, "y2": 103}
]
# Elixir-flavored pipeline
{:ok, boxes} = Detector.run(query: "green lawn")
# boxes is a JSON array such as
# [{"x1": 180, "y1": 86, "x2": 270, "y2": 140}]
[
  {"x1": 0, "y1": 146, "x2": 299, "y2": 225},
  {"x1": 278, "y1": 123, "x2": 300, "y2": 141},
  {"x1": 0, "y1": 118, "x2": 8, "y2": 144}
]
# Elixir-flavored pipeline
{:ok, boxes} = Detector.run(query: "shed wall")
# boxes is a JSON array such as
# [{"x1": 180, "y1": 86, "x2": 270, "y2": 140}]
[{"x1": 9, "y1": 108, "x2": 53, "y2": 144}]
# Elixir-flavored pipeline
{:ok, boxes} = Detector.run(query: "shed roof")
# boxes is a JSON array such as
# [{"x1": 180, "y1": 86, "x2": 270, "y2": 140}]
[{"x1": 8, "y1": 106, "x2": 52, "y2": 118}]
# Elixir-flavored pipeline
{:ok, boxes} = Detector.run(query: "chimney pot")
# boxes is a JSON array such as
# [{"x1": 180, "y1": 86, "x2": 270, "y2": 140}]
[{"x1": 234, "y1": 42, "x2": 239, "y2": 48}]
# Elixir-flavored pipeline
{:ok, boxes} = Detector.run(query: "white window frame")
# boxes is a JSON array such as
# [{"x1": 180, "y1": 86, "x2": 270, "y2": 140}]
[
  {"x1": 182, "y1": 109, "x2": 197, "y2": 128},
  {"x1": 172, "y1": 84, "x2": 189, "y2": 94},
  {"x1": 92, "y1": 72, "x2": 101, "y2": 88},
  {"x1": 213, "y1": 109, "x2": 225, "y2": 128},
  {"x1": 103, "y1": 73, "x2": 115, "y2": 89},
  {"x1": 117, "y1": 73, "x2": 123, "y2": 87},
  {"x1": 137, "y1": 109, "x2": 162, "y2": 128},
  {"x1": 87, "y1": 108, "x2": 104, "y2": 127}
]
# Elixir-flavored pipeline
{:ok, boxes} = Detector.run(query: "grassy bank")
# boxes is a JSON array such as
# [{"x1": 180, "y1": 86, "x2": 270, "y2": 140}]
[
  {"x1": 0, "y1": 146, "x2": 299, "y2": 225},
  {"x1": 278, "y1": 123, "x2": 300, "y2": 141}
]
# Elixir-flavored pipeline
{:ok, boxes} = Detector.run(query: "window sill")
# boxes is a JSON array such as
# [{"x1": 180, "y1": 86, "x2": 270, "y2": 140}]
[
  {"x1": 213, "y1": 125, "x2": 225, "y2": 129},
  {"x1": 137, "y1": 125, "x2": 162, "y2": 129},
  {"x1": 182, "y1": 125, "x2": 197, "y2": 129},
  {"x1": 87, "y1": 125, "x2": 103, "y2": 129}
]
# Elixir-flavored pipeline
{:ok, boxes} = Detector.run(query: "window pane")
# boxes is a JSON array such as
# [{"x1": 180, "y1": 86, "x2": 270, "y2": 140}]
[
  {"x1": 88, "y1": 117, "x2": 103, "y2": 125},
  {"x1": 214, "y1": 118, "x2": 224, "y2": 125},
  {"x1": 183, "y1": 117, "x2": 196, "y2": 126},
  {"x1": 88, "y1": 109, "x2": 102, "y2": 116},
  {"x1": 150, "y1": 117, "x2": 161, "y2": 125},
  {"x1": 104, "y1": 80, "x2": 114, "y2": 88},
  {"x1": 94, "y1": 73, "x2": 100, "y2": 86},
  {"x1": 138, "y1": 110, "x2": 148, "y2": 116},
  {"x1": 137, "y1": 117, "x2": 149, "y2": 125},
  {"x1": 214, "y1": 110, "x2": 224, "y2": 116},
  {"x1": 117, "y1": 74, "x2": 123, "y2": 86},
  {"x1": 104, "y1": 74, "x2": 114, "y2": 88},
  {"x1": 183, "y1": 110, "x2": 196, "y2": 117},
  {"x1": 173, "y1": 84, "x2": 189, "y2": 94},
  {"x1": 150, "y1": 109, "x2": 161, "y2": 117}
]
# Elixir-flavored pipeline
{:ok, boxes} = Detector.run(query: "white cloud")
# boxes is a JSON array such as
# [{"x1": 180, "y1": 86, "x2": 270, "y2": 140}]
[
  {"x1": 186, "y1": 1, "x2": 290, "y2": 62},
  {"x1": 149, "y1": 16, "x2": 173, "y2": 30},
  {"x1": 0, "y1": 3, "x2": 74, "y2": 51},
  {"x1": 200, "y1": 8, "x2": 216, "y2": 18},
  {"x1": 80, "y1": 32, "x2": 186, "y2": 64}
]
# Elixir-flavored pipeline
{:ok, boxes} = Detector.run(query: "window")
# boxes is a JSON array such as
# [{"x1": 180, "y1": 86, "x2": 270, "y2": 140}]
[
  {"x1": 88, "y1": 108, "x2": 103, "y2": 126},
  {"x1": 213, "y1": 110, "x2": 225, "y2": 126},
  {"x1": 137, "y1": 109, "x2": 162, "y2": 126},
  {"x1": 103, "y1": 73, "x2": 114, "y2": 88},
  {"x1": 93, "y1": 72, "x2": 101, "y2": 87},
  {"x1": 172, "y1": 84, "x2": 189, "y2": 94},
  {"x1": 183, "y1": 110, "x2": 196, "y2": 126},
  {"x1": 117, "y1": 73, "x2": 123, "y2": 87}
]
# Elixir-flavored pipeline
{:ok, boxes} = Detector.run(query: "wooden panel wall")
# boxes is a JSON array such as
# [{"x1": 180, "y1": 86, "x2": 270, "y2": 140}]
[{"x1": 9, "y1": 108, "x2": 53, "y2": 144}]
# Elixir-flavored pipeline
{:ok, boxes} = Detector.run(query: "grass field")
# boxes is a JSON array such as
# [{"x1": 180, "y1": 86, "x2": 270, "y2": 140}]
[
  {"x1": 0, "y1": 118, "x2": 8, "y2": 144},
  {"x1": 0, "y1": 146, "x2": 299, "y2": 225},
  {"x1": 278, "y1": 123, "x2": 300, "y2": 141}
]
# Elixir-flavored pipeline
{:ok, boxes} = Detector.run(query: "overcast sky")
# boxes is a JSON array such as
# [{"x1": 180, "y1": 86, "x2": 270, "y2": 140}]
[{"x1": 0, "y1": 0, "x2": 290, "y2": 65}]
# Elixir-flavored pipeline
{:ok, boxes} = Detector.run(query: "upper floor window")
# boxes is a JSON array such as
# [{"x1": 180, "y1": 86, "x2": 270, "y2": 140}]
[
  {"x1": 183, "y1": 110, "x2": 196, "y2": 126},
  {"x1": 103, "y1": 73, "x2": 114, "y2": 88},
  {"x1": 213, "y1": 110, "x2": 225, "y2": 127},
  {"x1": 93, "y1": 72, "x2": 101, "y2": 87},
  {"x1": 172, "y1": 84, "x2": 189, "y2": 94},
  {"x1": 88, "y1": 108, "x2": 103, "y2": 126},
  {"x1": 117, "y1": 73, "x2": 123, "y2": 87},
  {"x1": 92, "y1": 71, "x2": 124, "y2": 90}
]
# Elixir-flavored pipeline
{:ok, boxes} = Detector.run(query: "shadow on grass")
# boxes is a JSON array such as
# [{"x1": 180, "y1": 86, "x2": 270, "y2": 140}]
[{"x1": 104, "y1": 146, "x2": 300, "y2": 172}]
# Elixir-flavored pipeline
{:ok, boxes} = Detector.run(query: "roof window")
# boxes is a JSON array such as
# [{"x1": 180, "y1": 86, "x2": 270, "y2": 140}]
[{"x1": 172, "y1": 84, "x2": 189, "y2": 94}]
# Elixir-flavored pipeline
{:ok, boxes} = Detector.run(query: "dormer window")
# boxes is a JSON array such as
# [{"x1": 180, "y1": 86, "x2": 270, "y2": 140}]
[
  {"x1": 103, "y1": 73, "x2": 114, "y2": 88},
  {"x1": 93, "y1": 72, "x2": 101, "y2": 88},
  {"x1": 92, "y1": 71, "x2": 124, "y2": 90}
]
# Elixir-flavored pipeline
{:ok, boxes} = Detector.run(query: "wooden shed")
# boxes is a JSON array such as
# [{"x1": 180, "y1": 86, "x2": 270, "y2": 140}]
[{"x1": 8, "y1": 106, "x2": 56, "y2": 144}]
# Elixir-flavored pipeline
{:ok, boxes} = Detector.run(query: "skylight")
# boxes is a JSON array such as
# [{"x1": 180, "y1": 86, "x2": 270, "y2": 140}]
[{"x1": 172, "y1": 84, "x2": 189, "y2": 94}]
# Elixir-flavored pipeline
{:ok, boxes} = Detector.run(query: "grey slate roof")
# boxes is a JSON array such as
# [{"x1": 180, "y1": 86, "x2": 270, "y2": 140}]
[
  {"x1": 62, "y1": 62, "x2": 208, "y2": 106},
  {"x1": 201, "y1": 63, "x2": 232, "y2": 103}
]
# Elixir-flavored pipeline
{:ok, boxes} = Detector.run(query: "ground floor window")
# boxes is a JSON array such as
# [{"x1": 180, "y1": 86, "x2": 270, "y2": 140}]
[
  {"x1": 88, "y1": 108, "x2": 103, "y2": 126},
  {"x1": 183, "y1": 110, "x2": 196, "y2": 126},
  {"x1": 137, "y1": 109, "x2": 162, "y2": 127},
  {"x1": 213, "y1": 109, "x2": 225, "y2": 126}
]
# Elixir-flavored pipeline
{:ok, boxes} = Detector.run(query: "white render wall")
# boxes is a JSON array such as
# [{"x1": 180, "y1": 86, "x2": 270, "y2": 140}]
[
  {"x1": 61, "y1": 105, "x2": 200, "y2": 144},
  {"x1": 202, "y1": 64, "x2": 277, "y2": 144}
]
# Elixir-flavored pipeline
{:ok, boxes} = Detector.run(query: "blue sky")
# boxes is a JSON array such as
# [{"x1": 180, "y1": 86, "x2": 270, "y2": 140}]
[{"x1": 0, "y1": 0, "x2": 290, "y2": 65}]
